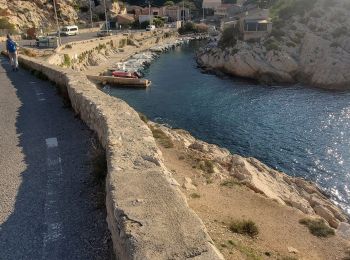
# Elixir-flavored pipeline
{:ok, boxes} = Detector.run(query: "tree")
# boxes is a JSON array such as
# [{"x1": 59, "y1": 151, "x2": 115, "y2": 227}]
[{"x1": 164, "y1": 1, "x2": 175, "y2": 6}]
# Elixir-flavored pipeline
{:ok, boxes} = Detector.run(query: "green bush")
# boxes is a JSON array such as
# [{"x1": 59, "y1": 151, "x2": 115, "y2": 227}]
[
  {"x1": 229, "y1": 219, "x2": 259, "y2": 238},
  {"x1": 264, "y1": 38, "x2": 280, "y2": 51},
  {"x1": 62, "y1": 54, "x2": 71, "y2": 67},
  {"x1": 218, "y1": 25, "x2": 240, "y2": 48},
  {"x1": 299, "y1": 218, "x2": 335, "y2": 237},
  {"x1": 178, "y1": 22, "x2": 208, "y2": 35}
]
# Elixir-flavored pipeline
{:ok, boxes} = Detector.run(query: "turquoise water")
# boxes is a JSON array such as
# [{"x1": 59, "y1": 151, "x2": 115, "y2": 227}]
[{"x1": 105, "y1": 41, "x2": 350, "y2": 214}]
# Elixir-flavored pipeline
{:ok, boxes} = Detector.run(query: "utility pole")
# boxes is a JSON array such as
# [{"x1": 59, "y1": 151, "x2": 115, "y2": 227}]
[
  {"x1": 182, "y1": 0, "x2": 185, "y2": 23},
  {"x1": 147, "y1": 0, "x2": 152, "y2": 25},
  {"x1": 53, "y1": 0, "x2": 61, "y2": 46},
  {"x1": 103, "y1": 0, "x2": 109, "y2": 32},
  {"x1": 89, "y1": 0, "x2": 93, "y2": 29}
]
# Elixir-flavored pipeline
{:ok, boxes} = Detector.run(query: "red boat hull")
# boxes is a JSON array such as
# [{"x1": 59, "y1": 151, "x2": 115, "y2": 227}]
[{"x1": 112, "y1": 71, "x2": 140, "y2": 79}]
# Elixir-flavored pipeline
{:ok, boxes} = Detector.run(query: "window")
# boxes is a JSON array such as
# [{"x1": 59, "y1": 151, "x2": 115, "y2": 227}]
[
  {"x1": 245, "y1": 22, "x2": 257, "y2": 31},
  {"x1": 257, "y1": 23, "x2": 267, "y2": 31}
]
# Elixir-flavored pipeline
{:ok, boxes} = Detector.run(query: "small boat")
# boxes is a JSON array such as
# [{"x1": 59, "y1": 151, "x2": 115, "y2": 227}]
[
  {"x1": 87, "y1": 75, "x2": 151, "y2": 88},
  {"x1": 112, "y1": 71, "x2": 141, "y2": 79}
]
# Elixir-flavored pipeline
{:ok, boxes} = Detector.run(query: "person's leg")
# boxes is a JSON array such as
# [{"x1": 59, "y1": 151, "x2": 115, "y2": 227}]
[
  {"x1": 14, "y1": 52, "x2": 19, "y2": 71},
  {"x1": 8, "y1": 53, "x2": 15, "y2": 70}
]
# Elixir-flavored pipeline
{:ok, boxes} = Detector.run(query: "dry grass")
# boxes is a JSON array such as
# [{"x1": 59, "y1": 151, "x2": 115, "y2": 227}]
[
  {"x1": 229, "y1": 219, "x2": 259, "y2": 238},
  {"x1": 150, "y1": 126, "x2": 174, "y2": 148},
  {"x1": 190, "y1": 193, "x2": 201, "y2": 199},
  {"x1": 299, "y1": 218, "x2": 334, "y2": 237}
]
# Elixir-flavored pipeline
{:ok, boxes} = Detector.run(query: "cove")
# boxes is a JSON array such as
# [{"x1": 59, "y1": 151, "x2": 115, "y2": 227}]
[{"x1": 104, "y1": 41, "x2": 350, "y2": 214}]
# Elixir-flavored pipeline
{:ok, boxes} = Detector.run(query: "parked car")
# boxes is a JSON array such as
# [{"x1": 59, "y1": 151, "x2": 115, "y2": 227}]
[
  {"x1": 97, "y1": 30, "x2": 113, "y2": 37},
  {"x1": 35, "y1": 36, "x2": 58, "y2": 48},
  {"x1": 146, "y1": 25, "x2": 156, "y2": 31},
  {"x1": 60, "y1": 25, "x2": 79, "y2": 36}
]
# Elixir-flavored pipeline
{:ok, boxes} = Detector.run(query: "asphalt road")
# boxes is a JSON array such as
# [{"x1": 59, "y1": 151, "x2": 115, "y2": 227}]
[
  {"x1": 18, "y1": 31, "x2": 99, "y2": 48},
  {"x1": 0, "y1": 56, "x2": 111, "y2": 259}
]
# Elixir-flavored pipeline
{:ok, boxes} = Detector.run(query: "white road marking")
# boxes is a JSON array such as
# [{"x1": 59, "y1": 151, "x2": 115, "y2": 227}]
[{"x1": 42, "y1": 137, "x2": 64, "y2": 259}]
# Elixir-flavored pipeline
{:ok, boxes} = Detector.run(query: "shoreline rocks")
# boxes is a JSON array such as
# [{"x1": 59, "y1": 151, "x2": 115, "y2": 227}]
[
  {"x1": 150, "y1": 122, "x2": 350, "y2": 232},
  {"x1": 197, "y1": 0, "x2": 350, "y2": 90}
]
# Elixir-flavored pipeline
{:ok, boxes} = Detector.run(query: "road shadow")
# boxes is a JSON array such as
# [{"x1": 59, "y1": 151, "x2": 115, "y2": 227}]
[{"x1": 0, "y1": 59, "x2": 112, "y2": 260}]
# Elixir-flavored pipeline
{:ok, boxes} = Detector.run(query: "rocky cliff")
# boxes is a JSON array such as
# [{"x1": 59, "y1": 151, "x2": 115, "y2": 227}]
[
  {"x1": 151, "y1": 122, "x2": 350, "y2": 232},
  {"x1": 197, "y1": 0, "x2": 350, "y2": 90},
  {"x1": 0, "y1": 0, "x2": 120, "y2": 30}
]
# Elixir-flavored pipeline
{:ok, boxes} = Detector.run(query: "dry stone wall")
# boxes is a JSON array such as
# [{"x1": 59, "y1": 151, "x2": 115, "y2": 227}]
[{"x1": 18, "y1": 55, "x2": 223, "y2": 260}]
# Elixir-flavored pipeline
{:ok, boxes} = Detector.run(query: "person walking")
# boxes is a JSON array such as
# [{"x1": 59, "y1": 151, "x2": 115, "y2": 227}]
[{"x1": 6, "y1": 34, "x2": 19, "y2": 72}]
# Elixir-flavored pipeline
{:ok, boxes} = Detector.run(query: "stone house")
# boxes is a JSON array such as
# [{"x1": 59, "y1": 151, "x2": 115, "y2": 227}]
[
  {"x1": 221, "y1": 7, "x2": 272, "y2": 41},
  {"x1": 239, "y1": 8, "x2": 272, "y2": 40}
]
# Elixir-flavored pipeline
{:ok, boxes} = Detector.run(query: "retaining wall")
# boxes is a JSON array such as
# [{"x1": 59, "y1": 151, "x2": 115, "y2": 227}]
[{"x1": 18, "y1": 55, "x2": 223, "y2": 260}]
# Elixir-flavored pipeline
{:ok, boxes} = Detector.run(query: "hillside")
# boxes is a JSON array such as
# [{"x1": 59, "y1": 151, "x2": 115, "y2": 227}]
[
  {"x1": 197, "y1": 0, "x2": 350, "y2": 89},
  {"x1": 0, "y1": 0, "x2": 120, "y2": 31}
]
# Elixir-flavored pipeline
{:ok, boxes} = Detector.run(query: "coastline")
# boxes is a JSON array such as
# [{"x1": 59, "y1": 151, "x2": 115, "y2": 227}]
[{"x1": 146, "y1": 120, "x2": 350, "y2": 259}]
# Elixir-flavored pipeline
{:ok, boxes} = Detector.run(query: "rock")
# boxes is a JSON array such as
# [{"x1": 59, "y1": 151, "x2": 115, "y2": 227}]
[
  {"x1": 183, "y1": 177, "x2": 197, "y2": 191},
  {"x1": 314, "y1": 205, "x2": 340, "y2": 228},
  {"x1": 197, "y1": 0, "x2": 350, "y2": 90},
  {"x1": 337, "y1": 222, "x2": 350, "y2": 241},
  {"x1": 287, "y1": 246, "x2": 299, "y2": 254}
]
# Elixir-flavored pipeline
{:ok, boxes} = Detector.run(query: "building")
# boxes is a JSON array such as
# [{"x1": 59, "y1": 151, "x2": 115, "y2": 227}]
[
  {"x1": 202, "y1": 0, "x2": 222, "y2": 10},
  {"x1": 239, "y1": 8, "x2": 271, "y2": 40},
  {"x1": 163, "y1": 6, "x2": 190, "y2": 22},
  {"x1": 220, "y1": 7, "x2": 272, "y2": 41},
  {"x1": 214, "y1": 4, "x2": 237, "y2": 18}
]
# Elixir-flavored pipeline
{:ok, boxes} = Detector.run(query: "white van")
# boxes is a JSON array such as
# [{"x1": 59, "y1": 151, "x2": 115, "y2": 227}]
[{"x1": 60, "y1": 25, "x2": 79, "y2": 36}]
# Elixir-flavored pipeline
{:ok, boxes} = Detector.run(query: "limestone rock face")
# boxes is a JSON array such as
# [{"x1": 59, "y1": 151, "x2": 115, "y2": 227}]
[
  {"x1": 0, "y1": 0, "x2": 121, "y2": 30},
  {"x1": 197, "y1": 0, "x2": 350, "y2": 90}
]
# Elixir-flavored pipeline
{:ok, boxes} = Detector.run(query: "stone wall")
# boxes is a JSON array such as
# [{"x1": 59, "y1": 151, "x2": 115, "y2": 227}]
[{"x1": 18, "y1": 55, "x2": 223, "y2": 260}]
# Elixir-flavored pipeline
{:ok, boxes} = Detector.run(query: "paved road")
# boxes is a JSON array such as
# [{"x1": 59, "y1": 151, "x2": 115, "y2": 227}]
[
  {"x1": 18, "y1": 31, "x2": 99, "y2": 48},
  {"x1": 0, "y1": 56, "x2": 111, "y2": 259}
]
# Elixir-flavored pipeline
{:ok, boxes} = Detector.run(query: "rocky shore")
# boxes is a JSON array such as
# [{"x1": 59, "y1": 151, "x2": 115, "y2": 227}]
[
  {"x1": 112, "y1": 35, "x2": 207, "y2": 74},
  {"x1": 197, "y1": 0, "x2": 350, "y2": 90},
  {"x1": 148, "y1": 121, "x2": 350, "y2": 236}
]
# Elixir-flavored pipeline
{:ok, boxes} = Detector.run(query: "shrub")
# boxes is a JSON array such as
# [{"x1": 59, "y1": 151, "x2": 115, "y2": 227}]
[
  {"x1": 138, "y1": 112, "x2": 149, "y2": 123},
  {"x1": 270, "y1": 28, "x2": 285, "y2": 39},
  {"x1": 62, "y1": 54, "x2": 71, "y2": 67},
  {"x1": 218, "y1": 25, "x2": 240, "y2": 48},
  {"x1": 299, "y1": 218, "x2": 335, "y2": 237},
  {"x1": 178, "y1": 22, "x2": 196, "y2": 35},
  {"x1": 220, "y1": 179, "x2": 241, "y2": 187},
  {"x1": 198, "y1": 159, "x2": 214, "y2": 174},
  {"x1": 153, "y1": 17, "x2": 165, "y2": 28},
  {"x1": 150, "y1": 126, "x2": 174, "y2": 148},
  {"x1": 332, "y1": 26, "x2": 348, "y2": 38},
  {"x1": 190, "y1": 193, "x2": 201, "y2": 199},
  {"x1": 264, "y1": 38, "x2": 280, "y2": 51},
  {"x1": 229, "y1": 219, "x2": 259, "y2": 238},
  {"x1": 79, "y1": 6, "x2": 89, "y2": 12}
]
